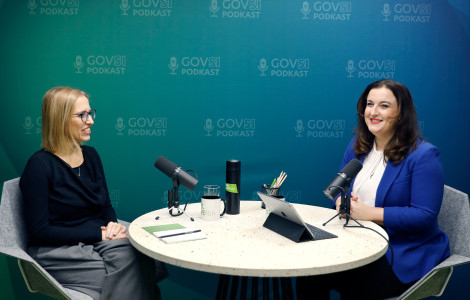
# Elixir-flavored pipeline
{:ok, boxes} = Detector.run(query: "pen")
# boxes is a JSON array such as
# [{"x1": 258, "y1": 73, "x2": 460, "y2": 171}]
[
  {"x1": 270, "y1": 178, "x2": 276, "y2": 188},
  {"x1": 159, "y1": 230, "x2": 202, "y2": 239}
]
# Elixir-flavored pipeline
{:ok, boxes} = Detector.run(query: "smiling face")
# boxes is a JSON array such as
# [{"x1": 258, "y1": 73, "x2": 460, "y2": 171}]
[
  {"x1": 70, "y1": 96, "x2": 94, "y2": 143},
  {"x1": 364, "y1": 87, "x2": 399, "y2": 147}
]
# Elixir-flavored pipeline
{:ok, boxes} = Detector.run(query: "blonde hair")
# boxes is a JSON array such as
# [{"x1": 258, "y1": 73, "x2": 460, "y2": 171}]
[{"x1": 41, "y1": 87, "x2": 89, "y2": 154}]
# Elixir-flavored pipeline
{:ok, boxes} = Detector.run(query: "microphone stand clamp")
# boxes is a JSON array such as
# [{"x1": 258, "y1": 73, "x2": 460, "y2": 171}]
[
  {"x1": 322, "y1": 184, "x2": 360, "y2": 227},
  {"x1": 155, "y1": 175, "x2": 194, "y2": 221}
]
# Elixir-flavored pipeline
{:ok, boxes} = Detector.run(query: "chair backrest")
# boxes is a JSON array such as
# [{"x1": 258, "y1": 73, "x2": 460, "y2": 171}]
[
  {"x1": 1, "y1": 178, "x2": 92, "y2": 300},
  {"x1": 0, "y1": 177, "x2": 28, "y2": 251},
  {"x1": 438, "y1": 185, "x2": 470, "y2": 258}
]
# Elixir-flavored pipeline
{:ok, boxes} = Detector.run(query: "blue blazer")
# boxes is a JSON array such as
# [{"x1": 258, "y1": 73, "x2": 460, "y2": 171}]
[{"x1": 339, "y1": 137, "x2": 450, "y2": 284}]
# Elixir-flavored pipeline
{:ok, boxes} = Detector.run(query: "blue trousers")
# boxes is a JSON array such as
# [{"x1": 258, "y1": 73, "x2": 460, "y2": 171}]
[{"x1": 296, "y1": 255, "x2": 415, "y2": 300}]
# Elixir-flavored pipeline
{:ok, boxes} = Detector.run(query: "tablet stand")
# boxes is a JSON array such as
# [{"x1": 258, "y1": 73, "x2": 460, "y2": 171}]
[{"x1": 263, "y1": 213, "x2": 312, "y2": 243}]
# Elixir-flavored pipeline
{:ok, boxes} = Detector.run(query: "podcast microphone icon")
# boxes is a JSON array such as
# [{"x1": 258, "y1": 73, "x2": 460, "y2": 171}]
[
  {"x1": 27, "y1": 0, "x2": 37, "y2": 14},
  {"x1": 168, "y1": 57, "x2": 179, "y2": 75},
  {"x1": 120, "y1": 0, "x2": 130, "y2": 15},
  {"x1": 74, "y1": 55, "x2": 84, "y2": 74},
  {"x1": 24, "y1": 116, "x2": 33, "y2": 134},
  {"x1": 345, "y1": 60, "x2": 355, "y2": 78},
  {"x1": 209, "y1": 0, "x2": 219, "y2": 17},
  {"x1": 295, "y1": 120, "x2": 304, "y2": 137},
  {"x1": 204, "y1": 118, "x2": 214, "y2": 136},
  {"x1": 382, "y1": 3, "x2": 391, "y2": 21},
  {"x1": 301, "y1": 1, "x2": 311, "y2": 19},
  {"x1": 115, "y1": 117, "x2": 125, "y2": 135},
  {"x1": 258, "y1": 58, "x2": 268, "y2": 76}
]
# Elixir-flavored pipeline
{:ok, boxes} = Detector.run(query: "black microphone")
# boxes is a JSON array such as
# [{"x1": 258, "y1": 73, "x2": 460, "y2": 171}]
[
  {"x1": 154, "y1": 156, "x2": 198, "y2": 191},
  {"x1": 323, "y1": 158, "x2": 363, "y2": 200}
]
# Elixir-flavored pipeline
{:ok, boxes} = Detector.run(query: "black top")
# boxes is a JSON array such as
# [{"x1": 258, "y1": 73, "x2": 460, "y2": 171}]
[{"x1": 20, "y1": 146, "x2": 117, "y2": 246}]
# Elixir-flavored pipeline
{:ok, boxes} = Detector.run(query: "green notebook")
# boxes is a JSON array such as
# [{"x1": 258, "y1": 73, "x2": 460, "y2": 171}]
[
  {"x1": 142, "y1": 223, "x2": 185, "y2": 234},
  {"x1": 142, "y1": 223, "x2": 207, "y2": 243}
]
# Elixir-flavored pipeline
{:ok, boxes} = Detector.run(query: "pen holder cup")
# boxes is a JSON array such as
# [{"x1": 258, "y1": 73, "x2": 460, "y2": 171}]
[{"x1": 261, "y1": 185, "x2": 280, "y2": 209}]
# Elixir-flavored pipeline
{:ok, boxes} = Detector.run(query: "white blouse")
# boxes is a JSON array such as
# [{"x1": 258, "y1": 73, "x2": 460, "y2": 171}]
[{"x1": 352, "y1": 141, "x2": 387, "y2": 207}]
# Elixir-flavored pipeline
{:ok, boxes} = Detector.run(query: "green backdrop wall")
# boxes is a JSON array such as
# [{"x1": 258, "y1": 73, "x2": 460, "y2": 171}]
[{"x1": 1, "y1": 0, "x2": 469, "y2": 299}]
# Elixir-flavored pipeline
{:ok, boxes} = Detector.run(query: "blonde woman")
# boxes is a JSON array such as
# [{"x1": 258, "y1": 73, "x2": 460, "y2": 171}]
[{"x1": 20, "y1": 87, "x2": 165, "y2": 300}]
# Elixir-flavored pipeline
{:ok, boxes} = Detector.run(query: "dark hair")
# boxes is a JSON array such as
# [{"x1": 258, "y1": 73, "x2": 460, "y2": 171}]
[{"x1": 354, "y1": 79, "x2": 421, "y2": 164}]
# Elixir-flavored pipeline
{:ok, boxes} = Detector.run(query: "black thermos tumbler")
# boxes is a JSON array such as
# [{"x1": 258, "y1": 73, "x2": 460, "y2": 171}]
[{"x1": 226, "y1": 160, "x2": 241, "y2": 215}]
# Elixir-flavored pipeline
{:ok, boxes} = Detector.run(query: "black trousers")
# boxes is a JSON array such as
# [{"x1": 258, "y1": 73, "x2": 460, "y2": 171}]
[{"x1": 296, "y1": 256, "x2": 415, "y2": 300}]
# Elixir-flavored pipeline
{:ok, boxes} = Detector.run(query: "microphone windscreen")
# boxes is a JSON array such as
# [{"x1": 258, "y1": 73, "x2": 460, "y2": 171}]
[
  {"x1": 154, "y1": 156, "x2": 178, "y2": 178},
  {"x1": 340, "y1": 158, "x2": 363, "y2": 178},
  {"x1": 323, "y1": 175, "x2": 345, "y2": 200}
]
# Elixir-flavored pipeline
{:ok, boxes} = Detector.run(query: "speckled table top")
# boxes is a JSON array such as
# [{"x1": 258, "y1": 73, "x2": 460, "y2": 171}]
[{"x1": 129, "y1": 201, "x2": 388, "y2": 277}]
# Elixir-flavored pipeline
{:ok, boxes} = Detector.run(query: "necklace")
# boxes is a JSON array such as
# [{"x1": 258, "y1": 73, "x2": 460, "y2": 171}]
[
  {"x1": 73, "y1": 166, "x2": 81, "y2": 176},
  {"x1": 54, "y1": 149, "x2": 83, "y2": 176}
]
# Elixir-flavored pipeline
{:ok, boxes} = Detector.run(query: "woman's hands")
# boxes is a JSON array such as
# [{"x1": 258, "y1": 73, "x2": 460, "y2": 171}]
[
  {"x1": 348, "y1": 192, "x2": 369, "y2": 220},
  {"x1": 101, "y1": 222, "x2": 128, "y2": 241},
  {"x1": 335, "y1": 192, "x2": 384, "y2": 225}
]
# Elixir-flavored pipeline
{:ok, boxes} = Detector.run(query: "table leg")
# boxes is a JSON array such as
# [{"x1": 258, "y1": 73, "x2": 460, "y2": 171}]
[
  {"x1": 216, "y1": 274, "x2": 230, "y2": 300},
  {"x1": 251, "y1": 277, "x2": 258, "y2": 299},
  {"x1": 240, "y1": 277, "x2": 248, "y2": 300},
  {"x1": 273, "y1": 278, "x2": 280, "y2": 300},
  {"x1": 229, "y1": 276, "x2": 240, "y2": 300},
  {"x1": 262, "y1": 278, "x2": 270, "y2": 299},
  {"x1": 217, "y1": 275, "x2": 294, "y2": 300},
  {"x1": 281, "y1": 277, "x2": 294, "y2": 300}
]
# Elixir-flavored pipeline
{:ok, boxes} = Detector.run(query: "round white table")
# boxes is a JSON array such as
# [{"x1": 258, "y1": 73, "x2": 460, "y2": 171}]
[{"x1": 128, "y1": 201, "x2": 388, "y2": 277}]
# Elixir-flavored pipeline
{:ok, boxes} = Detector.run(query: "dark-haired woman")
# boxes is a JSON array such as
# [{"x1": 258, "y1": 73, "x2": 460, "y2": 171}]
[{"x1": 296, "y1": 79, "x2": 449, "y2": 299}]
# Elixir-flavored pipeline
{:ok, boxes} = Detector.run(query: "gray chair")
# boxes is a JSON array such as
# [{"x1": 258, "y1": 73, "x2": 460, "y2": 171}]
[
  {"x1": 0, "y1": 177, "x2": 129, "y2": 300},
  {"x1": 388, "y1": 185, "x2": 470, "y2": 300},
  {"x1": 0, "y1": 177, "x2": 92, "y2": 299}
]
